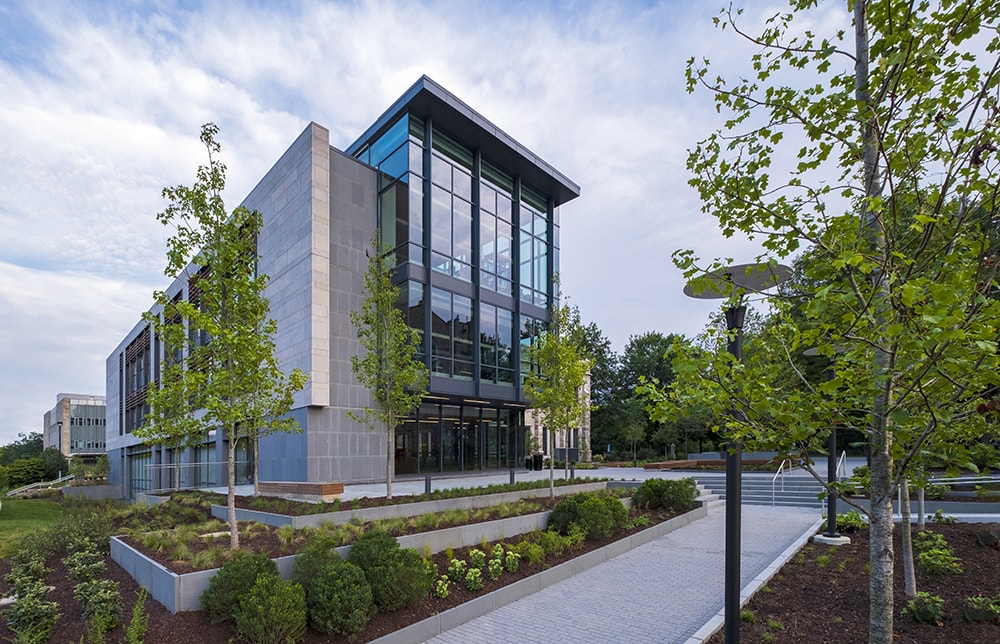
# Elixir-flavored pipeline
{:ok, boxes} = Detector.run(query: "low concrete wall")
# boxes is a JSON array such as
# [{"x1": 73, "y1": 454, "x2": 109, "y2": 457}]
[{"x1": 211, "y1": 481, "x2": 609, "y2": 529}]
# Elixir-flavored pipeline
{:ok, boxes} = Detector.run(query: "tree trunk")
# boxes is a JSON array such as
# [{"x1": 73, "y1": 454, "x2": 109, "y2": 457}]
[
  {"x1": 228, "y1": 429, "x2": 240, "y2": 550},
  {"x1": 549, "y1": 432, "x2": 555, "y2": 499},
  {"x1": 252, "y1": 435, "x2": 260, "y2": 497},
  {"x1": 564, "y1": 428, "x2": 570, "y2": 480},
  {"x1": 387, "y1": 423, "x2": 394, "y2": 500},
  {"x1": 917, "y1": 487, "x2": 925, "y2": 531},
  {"x1": 901, "y1": 476, "x2": 917, "y2": 597},
  {"x1": 868, "y1": 446, "x2": 894, "y2": 643}
]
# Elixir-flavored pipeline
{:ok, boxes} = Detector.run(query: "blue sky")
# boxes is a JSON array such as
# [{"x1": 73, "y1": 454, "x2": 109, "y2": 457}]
[{"x1": 0, "y1": 0, "x2": 852, "y2": 445}]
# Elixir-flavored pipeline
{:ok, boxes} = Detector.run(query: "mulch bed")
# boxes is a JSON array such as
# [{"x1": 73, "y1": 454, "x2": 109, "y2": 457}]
[
  {"x1": 707, "y1": 521, "x2": 1000, "y2": 643},
  {"x1": 0, "y1": 504, "x2": 681, "y2": 643}
]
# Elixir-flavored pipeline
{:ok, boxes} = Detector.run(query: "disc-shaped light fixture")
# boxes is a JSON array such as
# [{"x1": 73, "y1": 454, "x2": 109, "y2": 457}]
[{"x1": 683, "y1": 262, "x2": 792, "y2": 300}]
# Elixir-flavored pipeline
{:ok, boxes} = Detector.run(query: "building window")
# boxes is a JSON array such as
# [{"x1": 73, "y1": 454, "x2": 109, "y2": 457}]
[
  {"x1": 431, "y1": 288, "x2": 473, "y2": 379},
  {"x1": 519, "y1": 186, "x2": 550, "y2": 307},
  {"x1": 123, "y1": 327, "x2": 151, "y2": 433},
  {"x1": 480, "y1": 303, "x2": 514, "y2": 385}
]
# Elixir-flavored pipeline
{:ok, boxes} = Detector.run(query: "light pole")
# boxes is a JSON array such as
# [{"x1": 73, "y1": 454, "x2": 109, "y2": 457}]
[
  {"x1": 684, "y1": 262, "x2": 790, "y2": 644},
  {"x1": 804, "y1": 346, "x2": 852, "y2": 546}
]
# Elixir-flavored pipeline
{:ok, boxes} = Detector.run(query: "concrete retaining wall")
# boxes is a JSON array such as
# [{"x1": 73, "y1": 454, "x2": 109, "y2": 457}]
[{"x1": 210, "y1": 481, "x2": 609, "y2": 528}]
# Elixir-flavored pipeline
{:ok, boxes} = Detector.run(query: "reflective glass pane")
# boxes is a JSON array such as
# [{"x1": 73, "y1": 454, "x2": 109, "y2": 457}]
[
  {"x1": 408, "y1": 141, "x2": 423, "y2": 177},
  {"x1": 369, "y1": 116, "x2": 408, "y2": 168},
  {"x1": 453, "y1": 198, "x2": 472, "y2": 261},
  {"x1": 431, "y1": 186, "x2": 451, "y2": 254},
  {"x1": 454, "y1": 167, "x2": 472, "y2": 202},
  {"x1": 431, "y1": 153, "x2": 451, "y2": 190}
]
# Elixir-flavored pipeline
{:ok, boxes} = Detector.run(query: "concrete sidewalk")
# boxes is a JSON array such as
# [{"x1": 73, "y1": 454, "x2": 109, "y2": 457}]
[{"x1": 425, "y1": 503, "x2": 823, "y2": 644}]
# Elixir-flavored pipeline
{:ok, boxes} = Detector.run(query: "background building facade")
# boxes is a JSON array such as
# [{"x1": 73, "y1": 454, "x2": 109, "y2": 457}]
[
  {"x1": 106, "y1": 77, "x2": 579, "y2": 497},
  {"x1": 43, "y1": 393, "x2": 107, "y2": 462}
]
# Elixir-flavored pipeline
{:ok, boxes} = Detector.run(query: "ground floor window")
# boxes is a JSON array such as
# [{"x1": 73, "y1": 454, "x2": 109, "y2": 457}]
[{"x1": 395, "y1": 402, "x2": 525, "y2": 475}]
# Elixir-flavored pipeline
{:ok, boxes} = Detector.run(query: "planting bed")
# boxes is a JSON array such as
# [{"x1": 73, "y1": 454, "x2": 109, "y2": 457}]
[{"x1": 707, "y1": 521, "x2": 1000, "y2": 643}]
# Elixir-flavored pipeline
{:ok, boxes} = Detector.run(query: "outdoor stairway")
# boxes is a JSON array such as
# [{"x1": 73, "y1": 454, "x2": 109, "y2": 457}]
[{"x1": 690, "y1": 472, "x2": 828, "y2": 509}]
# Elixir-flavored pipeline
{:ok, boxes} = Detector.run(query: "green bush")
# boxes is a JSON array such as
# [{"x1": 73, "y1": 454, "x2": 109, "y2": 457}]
[
  {"x1": 200, "y1": 552, "x2": 279, "y2": 624},
  {"x1": 583, "y1": 495, "x2": 628, "y2": 539},
  {"x1": 488, "y1": 558, "x2": 503, "y2": 580},
  {"x1": 632, "y1": 478, "x2": 697, "y2": 512},
  {"x1": 5, "y1": 579, "x2": 60, "y2": 644},
  {"x1": 291, "y1": 533, "x2": 341, "y2": 590},
  {"x1": 513, "y1": 541, "x2": 544, "y2": 566},
  {"x1": 447, "y1": 558, "x2": 468, "y2": 582},
  {"x1": 534, "y1": 529, "x2": 574, "y2": 557},
  {"x1": 346, "y1": 528, "x2": 399, "y2": 573},
  {"x1": 469, "y1": 548, "x2": 486, "y2": 569},
  {"x1": 63, "y1": 540, "x2": 106, "y2": 582},
  {"x1": 913, "y1": 530, "x2": 949, "y2": 554},
  {"x1": 835, "y1": 510, "x2": 867, "y2": 533},
  {"x1": 963, "y1": 595, "x2": 1000, "y2": 624},
  {"x1": 916, "y1": 548, "x2": 963, "y2": 578},
  {"x1": 233, "y1": 573, "x2": 307, "y2": 644},
  {"x1": 504, "y1": 549, "x2": 520, "y2": 573},
  {"x1": 434, "y1": 575, "x2": 451, "y2": 599},
  {"x1": 931, "y1": 509, "x2": 957, "y2": 525},
  {"x1": 547, "y1": 494, "x2": 583, "y2": 534},
  {"x1": 925, "y1": 483, "x2": 949, "y2": 500},
  {"x1": 306, "y1": 561, "x2": 373, "y2": 636},
  {"x1": 465, "y1": 567, "x2": 484, "y2": 591},
  {"x1": 850, "y1": 465, "x2": 871, "y2": 491},
  {"x1": 125, "y1": 588, "x2": 149, "y2": 644},
  {"x1": 73, "y1": 578, "x2": 122, "y2": 632},
  {"x1": 903, "y1": 592, "x2": 945, "y2": 624},
  {"x1": 366, "y1": 548, "x2": 436, "y2": 612}
]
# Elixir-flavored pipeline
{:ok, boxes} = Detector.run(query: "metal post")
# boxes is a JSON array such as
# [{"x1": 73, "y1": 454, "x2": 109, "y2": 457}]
[
  {"x1": 509, "y1": 468, "x2": 515, "y2": 485},
  {"x1": 825, "y1": 427, "x2": 840, "y2": 537},
  {"x1": 424, "y1": 474, "x2": 432, "y2": 495},
  {"x1": 724, "y1": 304, "x2": 745, "y2": 644}
]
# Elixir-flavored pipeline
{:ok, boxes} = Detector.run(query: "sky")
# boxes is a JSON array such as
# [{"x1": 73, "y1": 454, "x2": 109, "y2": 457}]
[{"x1": 0, "y1": 0, "x2": 853, "y2": 446}]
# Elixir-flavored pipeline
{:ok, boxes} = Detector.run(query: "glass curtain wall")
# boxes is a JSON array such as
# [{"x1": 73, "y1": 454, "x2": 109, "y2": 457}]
[{"x1": 395, "y1": 402, "x2": 523, "y2": 474}]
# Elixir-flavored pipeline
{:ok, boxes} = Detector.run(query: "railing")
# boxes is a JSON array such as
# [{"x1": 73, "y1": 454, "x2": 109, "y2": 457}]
[
  {"x1": 141, "y1": 460, "x2": 251, "y2": 495},
  {"x1": 5, "y1": 474, "x2": 76, "y2": 497},
  {"x1": 772, "y1": 459, "x2": 792, "y2": 506},
  {"x1": 836, "y1": 450, "x2": 848, "y2": 482}
]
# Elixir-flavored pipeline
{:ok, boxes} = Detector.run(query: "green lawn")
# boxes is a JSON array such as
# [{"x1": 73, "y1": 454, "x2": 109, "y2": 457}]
[{"x1": 0, "y1": 497, "x2": 62, "y2": 558}]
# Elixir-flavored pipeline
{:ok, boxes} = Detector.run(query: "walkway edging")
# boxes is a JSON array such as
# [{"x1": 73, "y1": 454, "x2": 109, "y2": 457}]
[
  {"x1": 371, "y1": 503, "x2": 709, "y2": 644},
  {"x1": 686, "y1": 514, "x2": 825, "y2": 643}
]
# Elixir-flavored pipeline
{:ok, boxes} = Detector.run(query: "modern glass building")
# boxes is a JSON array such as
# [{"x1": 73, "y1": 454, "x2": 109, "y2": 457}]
[
  {"x1": 43, "y1": 393, "x2": 107, "y2": 462},
  {"x1": 106, "y1": 77, "x2": 579, "y2": 496}
]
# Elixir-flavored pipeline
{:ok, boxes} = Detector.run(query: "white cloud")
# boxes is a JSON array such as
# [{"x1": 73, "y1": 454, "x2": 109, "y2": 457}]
[{"x1": 0, "y1": 0, "x2": 841, "y2": 444}]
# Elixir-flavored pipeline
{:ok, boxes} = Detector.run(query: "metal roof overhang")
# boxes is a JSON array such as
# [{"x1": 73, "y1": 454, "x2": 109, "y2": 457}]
[{"x1": 347, "y1": 76, "x2": 581, "y2": 207}]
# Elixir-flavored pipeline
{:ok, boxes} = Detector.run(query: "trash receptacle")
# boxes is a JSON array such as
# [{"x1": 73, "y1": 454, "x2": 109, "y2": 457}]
[
  {"x1": 532, "y1": 454, "x2": 543, "y2": 471},
  {"x1": 525, "y1": 456, "x2": 532, "y2": 471}
]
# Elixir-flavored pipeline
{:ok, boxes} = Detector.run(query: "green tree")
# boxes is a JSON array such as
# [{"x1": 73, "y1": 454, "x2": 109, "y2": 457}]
[
  {"x1": 349, "y1": 233, "x2": 428, "y2": 500},
  {"x1": 660, "y1": 3, "x2": 1000, "y2": 641},
  {"x1": 0, "y1": 432, "x2": 43, "y2": 466},
  {"x1": 523, "y1": 284, "x2": 591, "y2": 497},
  {"x1": 137, "y1": 123, "x2": 307, "y2": 549},
  {"x1": 7, "y1": 458, "x2": 45, "y2": 488},
  {"x1": 38, "y1": 447, "x2": 68, "y2": 481},
  {"x1": 618, "y1": 399, "x2": 647, "y2": 466},
  {"x1": 576, "y1": 319, "x2": 622, "y2": 459}
]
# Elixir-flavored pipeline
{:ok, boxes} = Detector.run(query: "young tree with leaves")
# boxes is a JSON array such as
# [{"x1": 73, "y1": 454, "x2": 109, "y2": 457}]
[
  {"x1": 523, "y1": 285, "x2": 591, "y2": 497},
  {"x1": 350, "y1": 234, "x2": 428, "y2": 500},
  {"x1": 648, "y1": 3, "x2": 1000, "y2": 641},
  {"x1": 138, "y1": 124, "x2": 307, "y2": 549}
]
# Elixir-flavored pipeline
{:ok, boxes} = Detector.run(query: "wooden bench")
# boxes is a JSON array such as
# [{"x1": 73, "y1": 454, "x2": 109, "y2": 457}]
[{"x1": 257, "y1": 481, "x2": 344, "y2": 502}]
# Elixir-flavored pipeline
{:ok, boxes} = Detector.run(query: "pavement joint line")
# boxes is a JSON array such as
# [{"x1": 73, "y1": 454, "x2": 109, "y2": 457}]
[{"x1": 685, "y1": 514, "x2": 825, "y2": 644}]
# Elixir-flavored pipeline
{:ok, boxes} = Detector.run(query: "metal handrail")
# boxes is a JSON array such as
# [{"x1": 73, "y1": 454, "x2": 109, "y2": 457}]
[
  {"x1": 5, "y1": 474, "x2": 76, "y2": 497},
  {"x1": 836, "y1": 450, "x2": 848, "y2": 482},
  {"x1": 771, "y1": 459, "x2": 791, "y2": 506}
]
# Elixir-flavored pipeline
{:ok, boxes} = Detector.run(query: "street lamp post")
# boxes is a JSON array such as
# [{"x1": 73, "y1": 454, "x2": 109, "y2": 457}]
[
  {"x1": 684, "y1": 262, "x2": 790, "y2": 644},
  {"x1": 804, "y1": 346, "x2": 852, "y2": 546}
]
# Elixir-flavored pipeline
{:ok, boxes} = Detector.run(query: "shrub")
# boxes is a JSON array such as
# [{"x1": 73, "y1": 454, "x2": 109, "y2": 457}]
[
  {"x1": 465, "y1": 567, "x2": 484, "y2": 591},
  {"x1": 835, "y1": 510, "x2": 867, "y2": 533},
  {"x1": 632, "y1": 477, "x2": 698, "y2": 512},
  {"x1": 850, "y1": 465, "x2": 871, "y2": 491},
  {"x1": 504, "y1": 549, "x2": 520, "y2": 573},
  {"x1": 913, "y1": 530, "x2": 949, "y2": 554},
  {"x1": 488, "y1": 558, "x2": 503, "y2": 581},
  {"x1": 5, "y1": 579, "x2": 60, "y2": 644},
  {"x1": 547, "y1": 494, "x2": 583, "y2": 534},
  {"x1": 233, "y1": 573, "x2": 307, "y2": 644},
  {"x1": 73, "y1": 578, "x2": 122, "y2": 632},
  {"x1": 64, "y1": 542, "x2": 106, "y2": 582},
  {"x1": 931, "y1": 509, "x2": 957, "y2": 525},
  {"x1": 534, "y1": 530, "x2": 572, "y2": 557},
  {"x1": 925, "y1": 483, "x2": 949, "y2": 500},
  {"x1": 916, "y1": 548, "x2": 963, "y2": 578},
  {"x1": 514, "y1": 541, "x2": 544, "y2": 566},
  {"x1": 963, "y1": 595, "x2": 1000, "y2": 624},
  {"x1": 904, "y1": 592, "x2": 945, "y2": 625},
  {"x1": 367, "y1": 548, "x2": 436, "y2": 612},
  {"x1": 491, "y1": 543, "x2": 505, "y2": 560},
  {"x1": 447, "y1": 558, "x2": 468, "y2": 582},
  {"x1": 345, "y1": 528, "x2": 399, "y2": 573},
  {"x1": 469, "y1": 548, "x2": 486, "y2": 569},
  {"x1": 434, "y1": 575, "x2": 451, "y2": 599},
  {"x1": 306, "y1": 561, "x2": 373, "y2": 637},
  {"x1": 292, "y1": 533, "x2": 342, "y2": 590},
  {"x1": 200, "y1": 552, "x2": 279, "y2": 624},
  {"x1": 577, "y1": 494, "x2": 627, "y2": 539}
]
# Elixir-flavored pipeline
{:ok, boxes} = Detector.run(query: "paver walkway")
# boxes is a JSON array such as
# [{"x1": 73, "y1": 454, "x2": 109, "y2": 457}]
[{"x1": 425, "y1": 503, "x2": 822, "y2": 644}]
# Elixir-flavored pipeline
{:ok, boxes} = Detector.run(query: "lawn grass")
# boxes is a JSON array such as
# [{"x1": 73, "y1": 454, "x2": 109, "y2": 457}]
[{"x1": 0, "y1": 497, "x2": 62, "y2": 558}]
